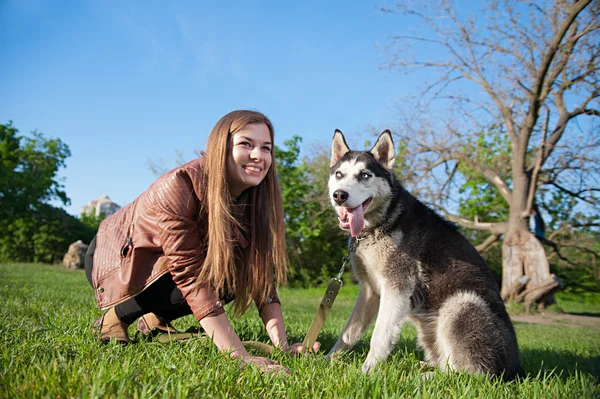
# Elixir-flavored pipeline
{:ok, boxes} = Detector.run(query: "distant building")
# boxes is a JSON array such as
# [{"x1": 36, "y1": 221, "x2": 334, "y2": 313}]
[{"x1": 81, "y1": 195, "x2": 121, "y2": 218}]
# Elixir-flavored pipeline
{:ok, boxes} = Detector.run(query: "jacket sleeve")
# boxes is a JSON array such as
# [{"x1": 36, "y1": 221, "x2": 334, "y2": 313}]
[
  {"x1": 255, "y1": 286, "x2": 281, "y2": 313},
  {"x1": 154, "y1": 170, "x2": 225, "y2": 321}
]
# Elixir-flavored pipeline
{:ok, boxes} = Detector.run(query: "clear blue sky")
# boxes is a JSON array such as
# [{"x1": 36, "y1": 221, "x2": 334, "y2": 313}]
[{"x1": 0, "y1": 0, "x2": 421, "y2": 216}]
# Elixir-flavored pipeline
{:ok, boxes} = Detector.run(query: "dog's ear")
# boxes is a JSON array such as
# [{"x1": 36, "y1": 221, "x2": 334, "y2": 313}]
[
  {"x1": 370, "y1": 130, "x2": 395, "y2": 170},
  {"x1": 330, "y1": 129, "x2": 350, "y2": 167}
]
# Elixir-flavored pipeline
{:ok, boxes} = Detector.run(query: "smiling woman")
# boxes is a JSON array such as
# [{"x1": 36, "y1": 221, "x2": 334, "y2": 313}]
[
  {"x1": 227, "y1": 123, "x2": 273, "y2": 197},
  {"x1": 83, "y1": 109, "x2": 319, "y2": 374}
]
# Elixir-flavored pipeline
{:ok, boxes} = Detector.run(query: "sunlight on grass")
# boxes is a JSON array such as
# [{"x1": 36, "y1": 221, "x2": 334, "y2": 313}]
[{"x1": 1, "y1": 263, "x2": 599, "y2": 398}]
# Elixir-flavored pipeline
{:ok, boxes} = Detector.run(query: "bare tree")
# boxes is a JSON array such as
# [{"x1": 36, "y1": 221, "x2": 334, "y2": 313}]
[
  {"x1": 146, "y1": 149, "x2": 190, "y2": 176},
  {"x1": 382, "y1": 0, "x2": 599, "y2": 308}
]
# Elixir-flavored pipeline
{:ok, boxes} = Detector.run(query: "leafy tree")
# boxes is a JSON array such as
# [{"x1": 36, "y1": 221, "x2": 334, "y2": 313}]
[
  {"x1": 1, "y1": 122, "x2": 71, "y2": 217},
  {"x1": 276, "y1": 136, "x2": 347, "y2": 286},
  {"x1": 0, "y1": 122, "x2": 94, "y2": 263},
  {"x1": 79, "y1": 207, "x2": 107, "y2": 230},
  {"x1": 383, "y1": 0, "x2": 599, "y2": 306}
]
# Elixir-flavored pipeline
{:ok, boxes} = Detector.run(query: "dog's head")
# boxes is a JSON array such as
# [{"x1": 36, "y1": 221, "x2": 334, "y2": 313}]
[{"x1": 328, "y1": 129, "x2": 396, "y2": 237}]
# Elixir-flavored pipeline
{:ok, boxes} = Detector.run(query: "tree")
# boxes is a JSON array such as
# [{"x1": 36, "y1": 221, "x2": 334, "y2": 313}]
[
  {"x1": 276, "y1": 137, "x2": 348, "y2": 285},
  {"x1": 0, "y1": 122, "x2": 94, "y2": 263},
  {"x1": 382, "y1": 0, "x2": 599, "y2": 308},
  {"x1": 79, "y1": 207, "x2": 107, "y2": 230},
  {"x1": 1, "y1": 121, "x2": 71, "y2": 218}
]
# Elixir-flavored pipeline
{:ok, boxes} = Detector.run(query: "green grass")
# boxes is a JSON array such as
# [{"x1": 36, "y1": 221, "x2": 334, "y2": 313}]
[
  {"x1": 1, "y1": 263, "x2": 599, "y2": 398},
  {"x1": 554, "y1": 292, "x2": 600, "y2": 316}
]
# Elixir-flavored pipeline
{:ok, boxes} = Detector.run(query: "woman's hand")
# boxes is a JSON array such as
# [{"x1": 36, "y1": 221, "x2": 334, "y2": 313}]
[
  {"x1": 238, "y1": 354, "x2": 290, "y2": 374},
  {"x1": 259, "y1": 303, "x2": 321, "y2": 357},
  {"x1": 283, "y1": 341, "x2": 321, "y2": 356},
  {"x1": 201, "y1": 314, "x2": 288, "y2": 374}
]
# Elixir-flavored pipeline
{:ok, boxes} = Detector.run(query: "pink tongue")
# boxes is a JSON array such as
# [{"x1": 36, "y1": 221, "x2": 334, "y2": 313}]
[{"x1": 348, "y1": 205, "x2": 364, "y2": 237}]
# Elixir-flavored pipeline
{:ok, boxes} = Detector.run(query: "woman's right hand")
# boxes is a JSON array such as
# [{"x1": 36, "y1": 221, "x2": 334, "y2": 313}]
[
  {"x1": 239, "y1": 354, "x2": 290, "y2": 374},
  {"x1": 200, "y1": 313, "x2": 289, "y2": 374}
]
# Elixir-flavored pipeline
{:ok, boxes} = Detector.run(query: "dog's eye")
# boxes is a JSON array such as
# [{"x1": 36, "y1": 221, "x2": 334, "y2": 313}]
[
  {"x1": 335, "y1": 171, "x2": 343, "y2": 178},
  {"x1": 361, "y1": 173, "x2": 371, "y2": 180}
]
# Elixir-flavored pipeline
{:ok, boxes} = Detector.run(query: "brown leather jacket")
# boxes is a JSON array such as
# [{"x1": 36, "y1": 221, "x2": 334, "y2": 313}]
[{"x1": 91, "y1": 157, "x2": 279, "y2": 321}]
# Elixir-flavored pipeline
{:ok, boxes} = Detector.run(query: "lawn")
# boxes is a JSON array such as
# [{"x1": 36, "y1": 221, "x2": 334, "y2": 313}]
[{"x1": 1, "y1": 263, "x2": 599, "y2": 398}]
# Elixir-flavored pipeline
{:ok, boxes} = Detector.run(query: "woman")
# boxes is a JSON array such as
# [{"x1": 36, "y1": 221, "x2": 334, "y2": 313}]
[{"x1": 85, "y1": 110, "x2": 316, "y2": 373}]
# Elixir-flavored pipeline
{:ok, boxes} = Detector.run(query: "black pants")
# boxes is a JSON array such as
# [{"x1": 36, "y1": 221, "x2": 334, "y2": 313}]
[{"x1": 85, "y1": 236, "x2": 193, "y2": 325}]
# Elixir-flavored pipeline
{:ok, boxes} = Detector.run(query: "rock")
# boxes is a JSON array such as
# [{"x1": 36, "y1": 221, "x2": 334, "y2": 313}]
[{"x1": 63, "y1": 240, "x2": 89, "y2": 269}]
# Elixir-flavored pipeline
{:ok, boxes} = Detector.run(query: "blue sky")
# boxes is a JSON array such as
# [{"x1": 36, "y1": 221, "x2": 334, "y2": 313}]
[{"x1": 1, "y1": 0, "x2": 423, "y2": 215}]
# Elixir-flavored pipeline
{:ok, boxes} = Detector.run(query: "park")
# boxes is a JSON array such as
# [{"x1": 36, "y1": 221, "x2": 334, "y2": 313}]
[{"x1": 1, "y1": 0, "x2": 598, "y2": 397}]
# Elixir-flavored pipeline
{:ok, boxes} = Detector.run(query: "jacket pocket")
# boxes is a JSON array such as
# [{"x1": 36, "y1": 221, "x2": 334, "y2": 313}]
[{"x1": 120, "y1": 223, "x2": 135, "y2": 258}]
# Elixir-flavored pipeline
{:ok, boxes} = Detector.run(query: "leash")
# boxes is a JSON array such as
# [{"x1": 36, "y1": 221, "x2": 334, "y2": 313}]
[
  {"x1": 301, "y1": 257, "x2": 347, "y2": 349},
  {"x1": 242, "y1": 254, "x2": 349, "y2": 355}
]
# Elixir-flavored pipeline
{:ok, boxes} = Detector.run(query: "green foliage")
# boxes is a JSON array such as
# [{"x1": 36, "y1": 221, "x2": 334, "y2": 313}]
[
  {"x1": 543, "y1": 190, "x2": 582, "y2": 232},
  {"x1": 392, "y1": 137, "x2": 413, "y2": 185},
  {"x1": 0, "y1": 204, "x2": 96, "y2": 263},
  {"x1": 0, "y1": 121, "x2": 71, "y2": 217},
  {"x1": 0, "y1": 121, "x2": 95, "y2": 263},
  {"x1": 548, "y1": 231, "x2": 600, "y2": 295},
  {"x1": 79, "y1": 207, "x2": 107, "y2": 230},
  {"x1": 537, "y1": 191, "x2": 600, "y2": 294},
  {"x1": 457, "y1": 129, "x2": 511, "y2": 223},
  {"x1": 1, "y1": 263, "x2": 599, "y2": 398},
  {"x1": 555, "y1": 291, "x2": 600, "y2": 307},
  {"x1": 275, "y1": 137, "x2": 347, "y2": 286}
]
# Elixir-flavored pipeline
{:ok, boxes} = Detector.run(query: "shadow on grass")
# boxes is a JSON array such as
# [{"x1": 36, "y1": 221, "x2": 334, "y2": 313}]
[
  {"x1": 300, "y1": 332, "x2": 600, "y2": 382},
  {"x1": 299, "y1": 332, "x2": 423, "y2": 362},
  {"x1": 519, "y1": 348, "x2": 599, "y2": 381},
  {"x1": 566, "y1": 311, "x2": 600, "y2": 317}
]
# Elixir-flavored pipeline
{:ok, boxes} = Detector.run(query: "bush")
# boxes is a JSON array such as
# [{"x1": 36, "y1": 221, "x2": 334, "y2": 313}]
[{"x1": 0, "y1": 204, "x2": 96, "y2": 264}]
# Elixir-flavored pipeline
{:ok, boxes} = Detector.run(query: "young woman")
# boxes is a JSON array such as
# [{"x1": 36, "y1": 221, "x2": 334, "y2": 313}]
[{"x1": 85, "y1": 110, "x2": 316, "y2": 373}]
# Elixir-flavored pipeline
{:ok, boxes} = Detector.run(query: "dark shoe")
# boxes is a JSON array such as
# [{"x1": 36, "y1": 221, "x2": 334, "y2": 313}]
[
  {"x1": 93, "y1": 308, "x2": 131, "y2": 346},
  {"x1": 137, "y1": 314, "x2": 204, "y2": 343},
  {"x1": 137, "y1": 314, "x2": 178, "y2": 337}
]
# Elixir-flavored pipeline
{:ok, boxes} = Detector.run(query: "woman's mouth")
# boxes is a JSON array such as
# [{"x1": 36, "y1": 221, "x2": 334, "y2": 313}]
[{"x1": 244, "y1": 165, "x2": 262, "y2": 174}]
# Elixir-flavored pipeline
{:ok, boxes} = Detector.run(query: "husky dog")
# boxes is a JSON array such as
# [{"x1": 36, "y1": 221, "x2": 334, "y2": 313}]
[{"x1": 327, "y1": 129, "x2": 522, "y2": 380}]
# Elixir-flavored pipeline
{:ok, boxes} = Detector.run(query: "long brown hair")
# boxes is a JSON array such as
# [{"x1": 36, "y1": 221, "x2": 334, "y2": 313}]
[{"x1": 199, "y1": 110, "x2": 287, "y2": 315}]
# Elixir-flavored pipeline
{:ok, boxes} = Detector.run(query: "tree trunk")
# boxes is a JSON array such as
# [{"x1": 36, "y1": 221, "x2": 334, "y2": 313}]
[{"x1": 501, "y1": 227, "x2": 559, "y2": 308}]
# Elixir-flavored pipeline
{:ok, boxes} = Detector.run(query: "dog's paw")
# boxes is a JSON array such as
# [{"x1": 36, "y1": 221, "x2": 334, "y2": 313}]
[
  {"x1": 421, "y1": 371, "x2": 435, "y2": 380},
  {"x1": 325, "y1": 349, "x2": 345, "y2": 362},
  {"x1": 361, "y1": 356, "x2": 379, "y2": 374},
  {"x1": 418, "y1": 360, "x2": 434, "y2": 370}
]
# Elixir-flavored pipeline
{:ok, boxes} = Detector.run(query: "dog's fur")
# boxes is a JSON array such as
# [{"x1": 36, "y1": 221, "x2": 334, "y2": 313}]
[{"x1": 327, "y1": 130, "x2": 522, "y2": 380}]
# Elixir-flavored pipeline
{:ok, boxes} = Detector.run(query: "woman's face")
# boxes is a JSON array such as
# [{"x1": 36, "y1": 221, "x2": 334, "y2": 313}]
[{"x1": 227, "y1": 123, "x2": 273, "y2": 197}]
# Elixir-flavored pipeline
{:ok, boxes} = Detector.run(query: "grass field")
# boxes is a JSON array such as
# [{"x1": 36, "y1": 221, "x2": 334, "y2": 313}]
[{"x1": 1, "y1": 263, "x2": 599, "y2": 398}]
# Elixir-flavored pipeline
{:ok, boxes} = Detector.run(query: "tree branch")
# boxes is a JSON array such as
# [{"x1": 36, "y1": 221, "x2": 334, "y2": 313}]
[
  {"x1": 445, "y1": 214, "x2": 508, "y2": 235},
  {"x1": 524, "y1": 109, "x2": 549, "y2": 217},
  {"x1": 549, "y1": 181, "x2": 598, "y2": 205},
  {"x1": 475, "y1": 233, "x2": 501, "y2": 252},
  {"x1": 520, "y1": 0, "x2": 592, "y2": 153}
]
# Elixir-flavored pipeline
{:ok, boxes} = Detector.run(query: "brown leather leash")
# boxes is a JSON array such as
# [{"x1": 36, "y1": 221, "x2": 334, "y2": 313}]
[
  {"x1": 243, "y1": 256, "x2": 348, "y2": 355},
  {"x1": 301, "y1": 257, "x2": 347, "y2": 349}
]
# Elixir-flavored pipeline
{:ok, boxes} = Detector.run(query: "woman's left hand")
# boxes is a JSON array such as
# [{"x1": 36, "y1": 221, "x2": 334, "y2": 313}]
[{"x1": 283, "y1": 341, "x2": 320, "y2": 356}]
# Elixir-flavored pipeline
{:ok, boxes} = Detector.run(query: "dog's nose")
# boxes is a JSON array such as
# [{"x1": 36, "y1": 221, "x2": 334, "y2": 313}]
[{"x1": 332, "y1": 190, "x2": 349, "y2": 205}]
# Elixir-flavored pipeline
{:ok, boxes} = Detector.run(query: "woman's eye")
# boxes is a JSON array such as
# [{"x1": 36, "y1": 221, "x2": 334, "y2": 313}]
[{"x1": 262, "y1": 146, "x2": 272, "y2": 151}]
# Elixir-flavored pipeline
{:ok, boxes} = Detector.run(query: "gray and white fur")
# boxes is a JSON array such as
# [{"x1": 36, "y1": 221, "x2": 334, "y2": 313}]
[{"x1": 327, "y1": 129, "x2": 522, "y2": 380}]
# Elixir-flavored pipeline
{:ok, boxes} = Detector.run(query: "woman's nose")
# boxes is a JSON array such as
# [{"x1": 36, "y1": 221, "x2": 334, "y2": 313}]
[{"x1": 250, "y1": 147, "x2": 262, "y2": 161}]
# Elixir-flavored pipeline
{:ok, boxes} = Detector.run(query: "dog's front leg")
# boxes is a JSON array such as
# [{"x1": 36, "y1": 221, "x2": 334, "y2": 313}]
[
  {"x1": 327, "y1": 283, "x2": 379, "y2": 357},
  {"x1": 362, "y1": 288, "x2": 411, "y2": 373}
]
